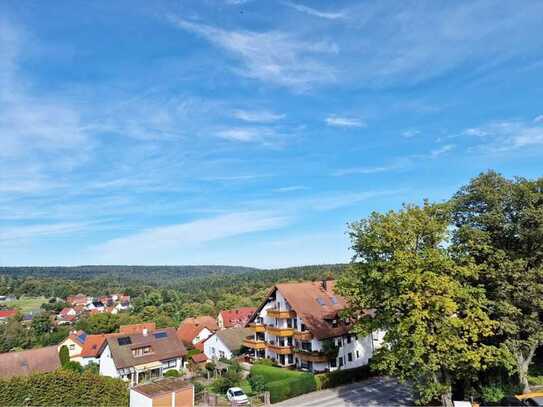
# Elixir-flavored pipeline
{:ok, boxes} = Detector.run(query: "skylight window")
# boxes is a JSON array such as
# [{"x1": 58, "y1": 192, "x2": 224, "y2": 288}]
[
  {"x1": 153, "y1": 331, "x2": 168, "y2": 339},
  {"x1": 316, "y1": 297, "x2": 326, "y2": 306},
  {"x1": 330, "y1": 296, "x2": 338, "y2": 305},
  {"x1": 117, "y1": 337, "x2": 132, "y2": 346}
]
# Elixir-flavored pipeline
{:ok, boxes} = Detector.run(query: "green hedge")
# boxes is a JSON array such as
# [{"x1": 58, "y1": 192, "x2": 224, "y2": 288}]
[
  {"x1": 0, "y1": 370, "x2": 129, "y2": 406},
  {"x1": 266, "y1": 374, "x2": 316, "y2": 403},
  {"x1": 315, "y1": 365, "x2": 372, "y2": 390}
]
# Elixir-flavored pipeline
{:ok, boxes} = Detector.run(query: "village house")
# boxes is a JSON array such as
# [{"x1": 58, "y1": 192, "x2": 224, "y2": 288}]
[
  {"x1": 217, "y1": 307, "x2": 256, "y2": 329},
  {"x1": 244, "y1": 279, "x2": 384, "y2": 373},
  {"x1": 58, "y1": 330, "x2": 88, "y2": 362},
  {"x1": 79, "y1": 334, "x2": 107, "y2": 367},
  {"x1": 130, "y1": 378, "x2": 194, "y2": 407},
  {"x1": 0, "y1": 308, "x2": 17, "y2": 323},
  {"x1": 177, "y1": 322, "x2": 214, "y2": 348},
  {"x1": 204, "y1": 327, "x2": 252, "y2": 360},
  {"x1": 66, "y1": 294, "x2": 91, "y2": 307},
  {"x1": 99, "y1": 327, "x2": 186, "y2": 386},
  {"x1": 120, "y1": 322, "x2": 156, "y2": 335}
]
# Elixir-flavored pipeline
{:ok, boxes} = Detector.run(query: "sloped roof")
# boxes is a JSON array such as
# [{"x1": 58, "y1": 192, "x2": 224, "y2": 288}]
[
  {"x1": 0, "y1": 309, "x2": 17, "y2": 319},
  {"x1": 80, "y1": 334, "x2": 107, "y2": 358},
  {"x1": 215, "y1": 327, "x2": 253, "y2": 352},
  {"x1": 182, "y1": 316, "x2": 218, "y2": 332},
  {"x1": 252, "y1": 280, "x2": 354, "y2": 340},
  {"x1": 177, "y1": 323, "x2": 209, "y2": 346},
  {"x1": 0, "y1": 346, "x2": 60, "y2": 378},
  {"x1": 69, "y1": 330, "x2": 88, "y2": 346},
  {"x1": 106, "y1": 327, "x2": 186, "y2": 369},
  {"x1": 132, "y1": 378, "x2": 192, "y2": 398},
  {"x1": 119, "y1": 322, "x2": 156, "y2": 334},
  {"x1": 219, "y1": 307, "x2": 257, "y2": 328},
  {"x1": 191, "y1": 353, "x2": 208, "y2": 363}
]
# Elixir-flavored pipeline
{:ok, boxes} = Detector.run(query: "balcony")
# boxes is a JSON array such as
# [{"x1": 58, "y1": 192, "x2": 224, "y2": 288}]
[
  {"x1": 266, "y1": 309, "x2": 296, "y2": 319},
  {"x1": 266, "y1": 326, "x2": 294, "y2": 337},
  {"x1": 293, "y1": 330, "x2": 313, "y2": 341},
  {"x1": 266, "y1": 343, "x2": 293, "y2": 355},
  {"x1": 242, "y1": 338, "x2": 266, "y2": 350},
  {"x1": 249, "y1": 323, "x2": 265, "y2": 333},
  {"x1": 294, "y1": 350, "x2": 331, "y2": 363}
]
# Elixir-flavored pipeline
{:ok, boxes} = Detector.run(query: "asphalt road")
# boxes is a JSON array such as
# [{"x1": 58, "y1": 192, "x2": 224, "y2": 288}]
[{"x1": 274, "y1": 376, "x2": 414, "y2": 407}]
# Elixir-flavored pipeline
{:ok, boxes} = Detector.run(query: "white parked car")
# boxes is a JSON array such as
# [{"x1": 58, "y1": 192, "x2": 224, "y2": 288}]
[{"x1": 226, "y1": 387, "x2": 249, "y2": 405}]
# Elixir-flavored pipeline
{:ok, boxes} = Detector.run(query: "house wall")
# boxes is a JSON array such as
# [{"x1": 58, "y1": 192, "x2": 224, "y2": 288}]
[
  {"x1": 58, "y1": 337, "x2": 83, "y2": 362},
  {"x1": 192, "y1": 327, "x2": 212, "y2": 345},
  {"x1": 217, "y1": 314, "x2": 225, "y2": 330},
  {"x1": 99, "y1": 344, "x2": 119, "y2": 378},
  {"x1": 129, "y1": 389, "x2": 152, "y2": 407},
  {"x1": 203, "y1": 334, "x2": 233, "y2": 360},
  {"x1": 80, "y1": 356, "x2": 100, "y2": 367}
]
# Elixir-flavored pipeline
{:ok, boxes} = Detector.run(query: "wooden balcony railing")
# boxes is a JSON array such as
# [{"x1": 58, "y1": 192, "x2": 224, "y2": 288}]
[
  {"x1": 266, "y1": 343, "x2": 293, "y2": 355},
  {"x1": 266, "y1": 309, "x2": 296, "y2": 319},
  {"x1": 294, "y1": 350, "x2": 331, "y2": 363},
  {"x1": 248, "y1": 323, "x2": 265, "y2": 333},
  {"x1": 293, "y1": 330, "x2": 313, "y2": 341},
  {"x1": 265, "y1": 326, "x2": 294, "y2": 337},
  {"x1": 242, "y1": 338, "x2": 266, "y2": 350}
]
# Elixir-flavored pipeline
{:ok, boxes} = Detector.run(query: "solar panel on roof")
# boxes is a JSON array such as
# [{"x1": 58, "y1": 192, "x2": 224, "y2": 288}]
[
  {"x1": 153, "y1": 331, "x2": 168, "y2": 339},
  {"x1": 117, "y1": 337, "x2": 132, "y2": 346},
  {"x1": 331, "y1": 296, "x2": 338, "y2": 305},
  {"x1": 316, "y1": 297, "x2": 326, "y2": 306},
  {"x1": 78, "y1": 332, "x2": 87, "y2": 343}
]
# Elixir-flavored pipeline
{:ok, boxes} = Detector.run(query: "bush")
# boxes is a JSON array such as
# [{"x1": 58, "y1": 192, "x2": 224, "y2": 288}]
[
  {"x1": 248, "y1": 374, "x2": 266, "y2": 393},
  {"x1": 315, "y1": 365, "x2": 372, "y2": 390},
  {"x1": 528, "y1": 375, "x2": 543, "y2": 386},
  {"x1": 253, "y1": 358, "x2": 274, "y2": 366},
  {"x1": 211, "y1": 369, "x2": 243, "y2": 394},
  {"x1": 266, "y1": 374, "x2": 316, "y2": 403},
  {"x1": 0, "y1": 370, "x2": 128, "y2": 406},
  {"x1": 59, "y1": 345, "x2": 70, "y2": 366},
  {"x1": 61, "y1": 361, "x2": 83, "y2": 373},
  {"x1": 187, "y1": 348, "x2": 202, "y2": 357},
  {"x1": 481, "y1": 384, "x2": 506, "y2": 404},
  {"x1": 193, "y1": 381, "x2": 205, "y2": 394},
  {"x1": 164, "y1": 369, "x2": 180, "y2": 377}
]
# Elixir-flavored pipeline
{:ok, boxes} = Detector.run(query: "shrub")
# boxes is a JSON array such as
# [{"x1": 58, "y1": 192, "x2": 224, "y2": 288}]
[
  {"x1": 248, "y1": 374, "x2": 266, "y2": 393},
  {"x1": 253, "y1": 358, "x2": 274, "y2": 367},
  {"x1": 315, "y1": 365, "x2": 372, "y2": 390},
  {"x1": 193, "y1": 381, "x2": 205, "y2": 394},
  {"x1": 0, "y1": 370, "x2": 128, "y2": 406},
  {"x1": 187, "y1": 348, "x2": 202, "y2": 357},
  {"x1": 59, "y1": 345, "x2": 70, "y2": 366},
  {"x1": 61, "y1": 361, "x2": 83, "y2": 373},
  {"x1": 164, "y1": 369, "x2": 180, "y2": 377},
  {"x1": 481, "y1": 384, "x2": 506, "y2": 404},
  {"x1": 211, "y1": 368, "x2": 242, "y2": 394},
  {"x1": 266, "y1": 373, "x2": 316, "y2": 403},
  {"x1": 528, "y1": 375, "x2": 543, "y2": 386}
]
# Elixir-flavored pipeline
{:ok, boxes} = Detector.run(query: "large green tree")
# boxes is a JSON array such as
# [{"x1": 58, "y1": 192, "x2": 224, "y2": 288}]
[
  {"x1": 336, "y1": 203, "x2": 497, "y2": 406},
  {"x1": 451, "y1": 171, "x2": 543, "y2": 393}
]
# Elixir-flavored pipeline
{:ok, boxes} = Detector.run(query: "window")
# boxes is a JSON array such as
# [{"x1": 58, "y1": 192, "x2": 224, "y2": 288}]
[
  {"x1": 346, "y1": 336, "x2": 352, "y2": 344},
  {"x1": 316, "y1": 297, "x2": 325, "y2": 306},
  {"x1": 339, "y1": 357, "x2": 343, "y2": 367},
  {"x1": 336, "y1": 339, "x2": 342, "y2": 347},
  {"x1": 163, "y1": 359, "x2": 177, "y2": 368},
  {"x1": 330, "y1": 296, "x2": 338, "y2": 305},
  {"x1": 330, "y1": 358, "x2": 337, "y2": 368},
  {"x1": 117, "y1": 337, "x2": 132, "y2": 346},
  {"x1": 69, "y1": 344, "x2": 75, "y2": 351},
  {"x1": 348, "y1": 353, "x2": 353, "y2": 362},
  {"x1": 301, "y1": 341, "x2": 312, "y2": 351},
  {"x1": 153, "y1": 332, "x2": 168, "y2": 339},
  {"x1": 132, "y1": 346, "x2": 152, "y2": 357},
  {"x1": 356, "y1": 350, "x2": 360, "y2": 359},
  {"x1": 219, "y1": 351, "x2": 225, "y2": 359}
]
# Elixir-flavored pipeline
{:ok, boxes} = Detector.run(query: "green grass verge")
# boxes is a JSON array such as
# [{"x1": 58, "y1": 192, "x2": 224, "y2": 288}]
[{"x1": 0, "y1": 296, "x2": 47, "y2": 313}]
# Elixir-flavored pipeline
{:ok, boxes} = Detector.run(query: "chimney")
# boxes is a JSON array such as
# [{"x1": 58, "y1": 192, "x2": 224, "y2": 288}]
[{"x1": 142, "y1": 328, "x2": 148, "y2": 336}]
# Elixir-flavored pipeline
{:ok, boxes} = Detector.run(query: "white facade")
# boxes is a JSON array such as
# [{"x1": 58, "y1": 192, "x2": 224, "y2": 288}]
[
  {"x1": 248, "y1": 289, "x2": 384, "y2": 373},
  {"x1": 129, "y1": 389, "x2": 152, "y2": 407},
  {"x1": 192, "y1": 327, "x2": 212, "y2": 345},
  {"x1": 99, "y1": 344, "x2": 119, "y2": 378},
  {"x1": 204, "y1": 334, "x2": 233, "y2": 360}
]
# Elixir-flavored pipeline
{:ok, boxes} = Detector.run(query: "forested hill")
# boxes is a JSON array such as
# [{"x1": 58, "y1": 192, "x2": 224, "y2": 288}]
[{"x1": 0, "y1": 264, "x2": 348, "y2": 300}]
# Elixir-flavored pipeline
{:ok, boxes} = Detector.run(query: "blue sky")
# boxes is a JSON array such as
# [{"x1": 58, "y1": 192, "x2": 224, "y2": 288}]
[{"x1": 1, "y1": 0, "x2": 542, "y2": 267}]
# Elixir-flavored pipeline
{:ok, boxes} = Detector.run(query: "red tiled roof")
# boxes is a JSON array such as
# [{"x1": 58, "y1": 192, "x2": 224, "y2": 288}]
[
  {"x1": 0, "y1": 309, "x2": 17, "y2": 319},
  {"x1": 181, "y1": 316, "x2": 217, "y2": 332},
  {"x1": 219, "y1": 307, "x2": 257, "y2": 328},
  {"x1": 80, "y1": 334, "x2": 107, "y2": 358},
  {"x1": 177, "y1": 323, "x2": 208, "y2": 346},
  {"x1": 191, "y1": 353, "x2": 208, "y2": 363},
  {"x1": 119, "y1": 322, "x2": 156, "y2": 335}
]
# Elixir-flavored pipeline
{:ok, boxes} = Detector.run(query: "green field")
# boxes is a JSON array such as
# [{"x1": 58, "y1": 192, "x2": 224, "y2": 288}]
[{"x1": 0, "y1": 296, "x2": 47, "y2": 313}]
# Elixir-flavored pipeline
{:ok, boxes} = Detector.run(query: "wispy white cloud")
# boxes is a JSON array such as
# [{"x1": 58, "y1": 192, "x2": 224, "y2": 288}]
[
  {"x1": 464, "y1": 119, "x2": 543, "y2": 151},
  {"x1": 429, "y1": 144, "x2": 455, "y2": 158},
  {"x1": 216, "y1": 127, "x2": 262, "y2": 142},
  {"x1": 202, "y1": 174, "x2": 273, "y2": 182},
  {"x1": 534, "y1": 114, "x2": 543, "y2": 124},
  {"x1": 283, "y1": 2, "x2": 346, "y2": 20},
  {"x1": 402, "y1": 130, "x2": 420, "y2": 139},
  {"x1": 333, "y1": 164, "x2": 404, "y2": 176},
  {"x1": 0, "y1": 222, "x2": 94, "y2": 243},
  {"x1": 170, "y1": 17, "x2": 338, "y2": 90},
  {"x1": 325, "y1": 115, "x2": 365, "y2": 128},
  {"x1": 232, "y1": 109, "x2": 285, "y2": 123},
  {"x1": 273, "y1": 186, "x2": 307, "y2": 193},
  {"x1": 92, "y1": 211, "x2": 288, "y2": 262}
]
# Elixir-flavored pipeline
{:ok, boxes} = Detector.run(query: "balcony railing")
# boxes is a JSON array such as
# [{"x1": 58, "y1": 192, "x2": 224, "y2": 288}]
[
  {"x1": 266, "y1": 343, "x2": 293, "y2": 355},
  {"x1": 293, "y1": 330, "x2": 313, "y2": 341},
  {"x1": 266, "y1": 309, "x2": 296, "y2": 319},
  {"x1": 294, "y1": 350, "x2": 332, "y2": 363},
  {"x1": 242, "y1": 338, "x2": 266, "y2": 350},
  {"x1": 266, "y1": 326, "x2": 294, "y2": 337},
  {"x1": 248, "y1": 323, "x2": 266, "y2": 333}
]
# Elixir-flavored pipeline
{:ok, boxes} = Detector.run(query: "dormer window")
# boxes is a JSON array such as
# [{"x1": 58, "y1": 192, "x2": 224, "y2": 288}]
[{"x1": 132, "y1": 346, "x2": 152, "y2": 357}]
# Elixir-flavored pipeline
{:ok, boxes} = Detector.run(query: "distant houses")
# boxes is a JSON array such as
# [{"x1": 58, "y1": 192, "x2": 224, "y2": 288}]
[
  {"x1": 217, "y1": 307, "x2": 256, "y2": 329},
  {"x1": 0, "y1": 309, "x2": 17, "y2": 322},
  {"x1": 56, "y1": 292, "x2": 132, "y2": 325}
]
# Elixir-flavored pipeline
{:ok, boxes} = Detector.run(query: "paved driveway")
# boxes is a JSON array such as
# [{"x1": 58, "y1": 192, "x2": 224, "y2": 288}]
[{"x1": 274, "y1": 376, "x2": 413, "y2": 406}]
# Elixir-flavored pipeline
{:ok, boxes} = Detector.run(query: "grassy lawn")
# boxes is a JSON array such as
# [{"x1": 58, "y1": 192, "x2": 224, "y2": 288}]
[
  {"x1": 250, "y1": 364, "x2": 305, "y2": 382},
  {"x1": 0, "y1": 296, "x2": 47, "y2": 313}
]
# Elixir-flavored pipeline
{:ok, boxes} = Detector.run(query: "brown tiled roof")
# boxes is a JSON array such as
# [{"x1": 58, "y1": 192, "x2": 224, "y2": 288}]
[
  {"x1": 191, "y1": 353, "x2": 208, "y2": 363},
  {"x1": 132, "y1": 378, "x2": 193, "y2": 398},
  {"x1": 80, "y1": 334, "x2": 107, "y2": 358},
  {"x1": 259, "y1": 280, "x2": 352, "y2": 340},
  {"x1": 182, "y1": 316, "x2": 218, "y2": 332},
  {"x1": 215, "y1": 327, "x2": 253, "y2": 352},
  {"x1": 219, "y1": 307, "x2": 257, "y2": 328},
  {"x1": 0, "y1": 346, "x2": 60, "y2": 378},
  {"x1": 119, "y1": 322, "x2": 156, "y2": 335},
  {"x1": 177, "y1": 323, "x2": 208, "y2": 346},
  {"x1": 106, "y1": 327, "x2": 186, "y2": 369}
]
